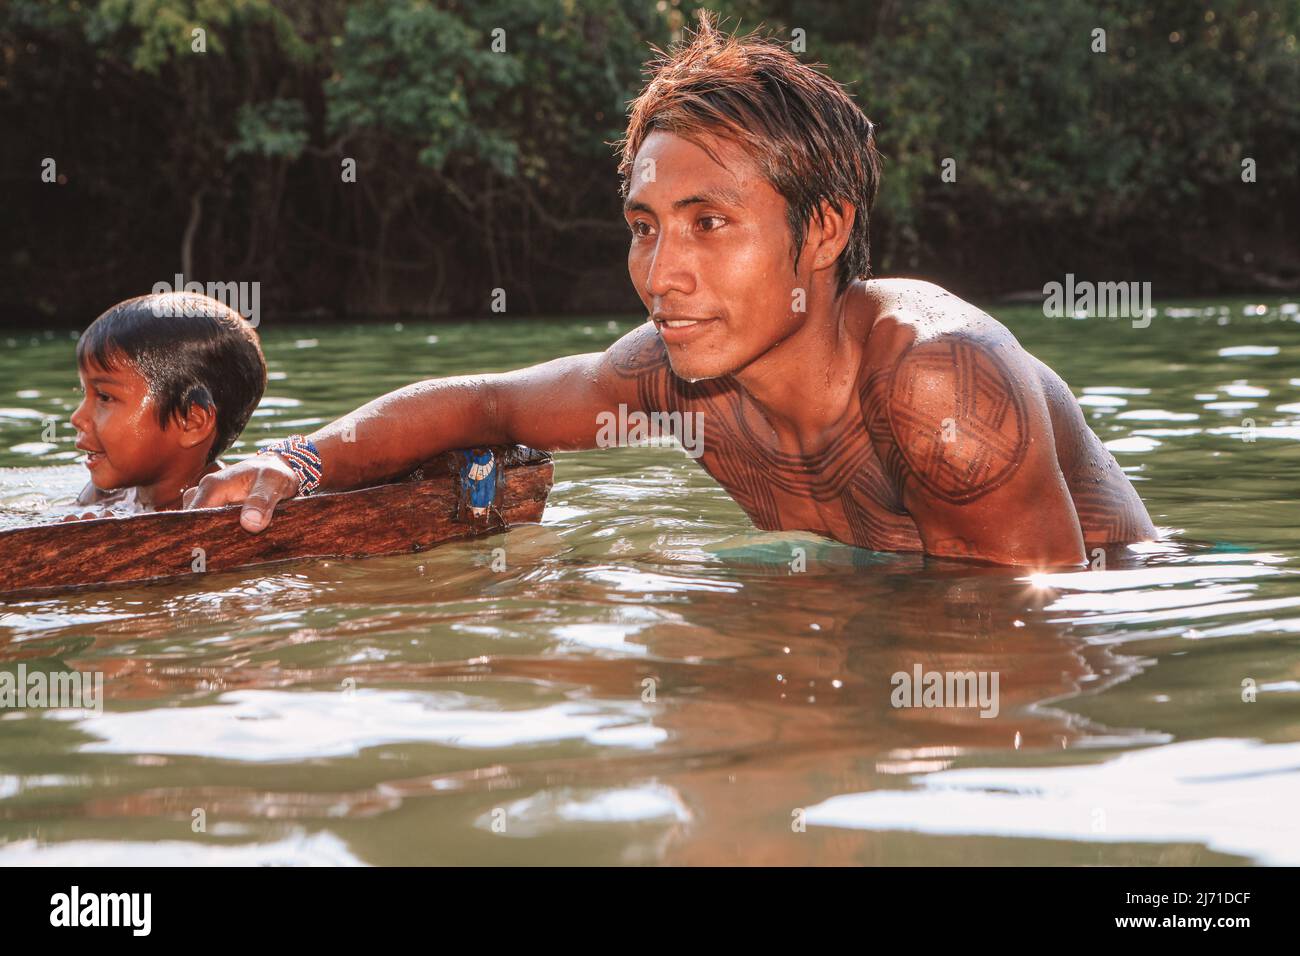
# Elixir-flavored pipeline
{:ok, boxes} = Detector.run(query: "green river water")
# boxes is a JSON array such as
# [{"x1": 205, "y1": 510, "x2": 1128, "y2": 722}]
[{"x1": 1, "y1": 298, "x2": 1298, "y2": 865}]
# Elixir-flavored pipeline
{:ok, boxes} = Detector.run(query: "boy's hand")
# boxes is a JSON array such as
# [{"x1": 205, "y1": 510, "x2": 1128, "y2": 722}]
[{"x1": 183, "y1": 456, "x2": 298, "y2": 533}]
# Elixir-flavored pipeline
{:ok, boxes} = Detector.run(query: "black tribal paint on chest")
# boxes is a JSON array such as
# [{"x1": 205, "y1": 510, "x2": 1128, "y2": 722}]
[{"x1": 615, "y1": 338, "x2": 923, "y2": 552}]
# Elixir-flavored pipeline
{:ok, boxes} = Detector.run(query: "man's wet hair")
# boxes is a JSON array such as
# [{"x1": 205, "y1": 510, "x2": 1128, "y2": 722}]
[
  {"x1": 617, "y1": 12, "x2": 880, "y2": 295},
  {"x1": 77, "y1": 292, "x2": 267, "y2": 463}
]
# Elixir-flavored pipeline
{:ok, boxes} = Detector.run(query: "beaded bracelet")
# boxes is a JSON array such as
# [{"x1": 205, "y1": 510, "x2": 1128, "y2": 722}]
[{"x1": 259, "y1": 435, "x2": 323, "y2": 497}]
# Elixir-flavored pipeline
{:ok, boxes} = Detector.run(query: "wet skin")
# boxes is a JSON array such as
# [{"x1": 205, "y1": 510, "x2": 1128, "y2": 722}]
[
  {"x1": 69, "y1": 356, "x2": 220, "y2": 514},
  {"x1": 188, "y1": 130, "x2": 1155, "y2": 567}
]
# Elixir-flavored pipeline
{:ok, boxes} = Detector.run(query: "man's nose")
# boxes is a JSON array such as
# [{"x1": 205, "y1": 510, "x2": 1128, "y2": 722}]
[{"x1": 644, "y1": 230, "x2": 696, "y2": 299}]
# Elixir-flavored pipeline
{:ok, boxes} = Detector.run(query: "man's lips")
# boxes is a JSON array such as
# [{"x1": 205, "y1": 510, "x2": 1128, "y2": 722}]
[{"x1": 652, "y1": 314, "x2": 720, "y2": 342}]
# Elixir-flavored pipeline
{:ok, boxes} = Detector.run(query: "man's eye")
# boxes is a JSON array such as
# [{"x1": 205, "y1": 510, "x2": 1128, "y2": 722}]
[
  {"x1": 698, "y1": 215, "x2": 726, "y2": 231},
  {"x1": 629, "y1": 220, "x2": 653, "y2": 238}
]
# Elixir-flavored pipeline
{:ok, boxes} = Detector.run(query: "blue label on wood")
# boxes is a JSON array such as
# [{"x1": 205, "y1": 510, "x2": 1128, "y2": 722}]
[{"x1": 459, "y1": 448, "x2": 498, "y2": 517}]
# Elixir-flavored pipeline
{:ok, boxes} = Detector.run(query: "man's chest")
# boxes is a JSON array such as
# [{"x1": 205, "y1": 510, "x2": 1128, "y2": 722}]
[{"x1": 679, "y1": 380, "x2": 923, "y2": 552}]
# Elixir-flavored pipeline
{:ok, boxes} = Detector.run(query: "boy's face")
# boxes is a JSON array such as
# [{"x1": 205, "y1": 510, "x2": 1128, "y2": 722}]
[
  {"x1": 70, "y1": 357, "x2": 187, "y2": 491},
  {"x1": 624, "y1": 130, "x2": 810, "y2": 382}
]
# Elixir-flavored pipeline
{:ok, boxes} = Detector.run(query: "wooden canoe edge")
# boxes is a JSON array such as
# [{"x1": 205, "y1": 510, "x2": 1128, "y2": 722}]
[{"x1": 0, "y1": 445, "x2": 554, "y2": 598}]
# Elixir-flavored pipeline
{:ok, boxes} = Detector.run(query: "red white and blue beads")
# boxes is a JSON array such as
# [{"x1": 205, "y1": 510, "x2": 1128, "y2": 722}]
[{"x1": 259, "y1": 435, "x2": 323, "y2": 497}]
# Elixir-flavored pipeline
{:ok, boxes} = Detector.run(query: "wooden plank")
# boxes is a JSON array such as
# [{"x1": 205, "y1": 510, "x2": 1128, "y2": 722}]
[{"x1": 0, "y1": 445, "x2": 553, "y2": 597}]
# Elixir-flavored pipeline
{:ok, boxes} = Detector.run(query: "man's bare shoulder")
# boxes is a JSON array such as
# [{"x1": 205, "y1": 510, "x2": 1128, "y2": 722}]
[
  {"x1": 857, "y1": 279, "x2": 1073, "y2": 416},
  {"x1": 854, "y1": 278, "x2": 1041, "y2": 408},
  {"x1": 606, "y1": 320, "x2": 670, "y2": 379},
  {"x1": 852, "y1": 279, "x2": 1049, "y2": 504},
  {"x1": 854, "y1": 278, "x2": 1021, "y2": 365}
]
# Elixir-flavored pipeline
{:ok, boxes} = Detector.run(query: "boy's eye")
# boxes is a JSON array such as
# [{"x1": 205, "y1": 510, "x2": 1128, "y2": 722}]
[{"x1": 96, "y1": 391, "x2": 112, "y2": 402}]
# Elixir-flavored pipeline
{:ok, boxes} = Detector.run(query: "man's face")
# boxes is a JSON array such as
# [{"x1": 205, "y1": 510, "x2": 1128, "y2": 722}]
[{"x1": 624, "y1": 130, "x2": 808, "y2": 381}]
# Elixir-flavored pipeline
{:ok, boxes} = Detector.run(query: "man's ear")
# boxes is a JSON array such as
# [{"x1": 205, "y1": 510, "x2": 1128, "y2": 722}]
[
  {"x1": 175, "y1": 387, "x2": 218, "y2": 451},
  {"x1": 805, "y1": 200, "x2": 857, "y2": 277}
]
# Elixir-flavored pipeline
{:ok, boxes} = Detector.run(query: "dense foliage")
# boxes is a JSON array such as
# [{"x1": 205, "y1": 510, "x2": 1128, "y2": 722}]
[{"x1": 2, "y1": 0, "x2": 1296, "y2": 322}]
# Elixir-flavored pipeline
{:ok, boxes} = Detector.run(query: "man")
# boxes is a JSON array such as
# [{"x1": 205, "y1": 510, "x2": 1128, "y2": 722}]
[{"x1": 187, "y1": 17, "x2": 1155, "y2": 568}]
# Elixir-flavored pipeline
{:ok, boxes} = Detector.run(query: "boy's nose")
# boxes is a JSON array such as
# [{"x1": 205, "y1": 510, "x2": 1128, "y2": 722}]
[{"x1": 69, "y1": 399, "x2": 90, "y2": 433}]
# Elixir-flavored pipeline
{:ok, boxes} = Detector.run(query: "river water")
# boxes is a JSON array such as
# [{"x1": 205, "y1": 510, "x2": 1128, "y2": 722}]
[{"x1": 1, "y1": 299, "x2": 1298, "y2": 864}]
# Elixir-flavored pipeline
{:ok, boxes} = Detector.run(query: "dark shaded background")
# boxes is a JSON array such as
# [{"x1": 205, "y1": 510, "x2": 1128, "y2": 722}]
[{"x1": 2, "y1": 0, "x2": 1297, "y2": 324}]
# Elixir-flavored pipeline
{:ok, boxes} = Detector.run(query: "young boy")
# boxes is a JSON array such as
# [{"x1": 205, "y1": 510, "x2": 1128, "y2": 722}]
[{"x1": 67, "y1": 291, "x2": 266, "y2": 516}]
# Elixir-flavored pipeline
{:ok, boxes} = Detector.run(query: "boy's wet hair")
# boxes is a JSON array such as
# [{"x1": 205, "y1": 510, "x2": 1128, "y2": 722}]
[
  {"x1": 617, "y1": 12, "x2": 880, "y2": 295},
  {"x1": 77, "y1": 292, "x2": 267, "y2": 463}
]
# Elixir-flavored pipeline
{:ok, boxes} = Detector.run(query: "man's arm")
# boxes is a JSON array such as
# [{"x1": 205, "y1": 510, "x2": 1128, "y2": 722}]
[
  {"x1": 877, "y1": 336, "x2": 1086, "y2": 568},
  {"x1": 186, "y1": 323, "x2": 667, "y2": 531}
]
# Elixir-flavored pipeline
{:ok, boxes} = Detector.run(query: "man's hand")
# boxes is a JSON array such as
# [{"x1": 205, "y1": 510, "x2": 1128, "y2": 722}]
[{"x1": 183, "y1": 455, "x2": 298, "y2": 533}]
